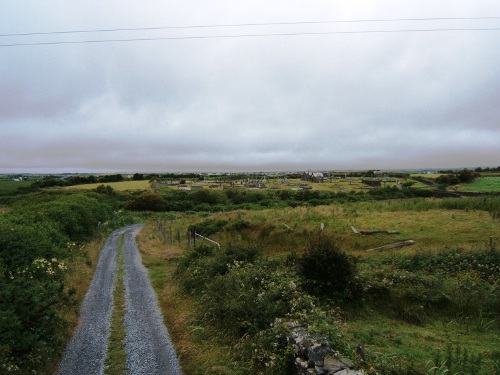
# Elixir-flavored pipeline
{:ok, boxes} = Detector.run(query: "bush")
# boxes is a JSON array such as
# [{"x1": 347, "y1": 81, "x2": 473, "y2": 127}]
[
  {"x1": 298, "y1": 237, "x2": 361, "y2": 300},
  {"x1": 189, "y1": 219, "x2": 228, "y2": 237},
  {"x1": 0, "y1": 191, "x2": 117, "y2": 373},
  {"x1": 201, "y1": 261, "x2": 312, "y2": 336},
  {"x1": 177, "y1": 244, "x2": 262, "y2": 295},
  {"x1": 125, "y1": 193, "x2": 168, "y2": 211}
]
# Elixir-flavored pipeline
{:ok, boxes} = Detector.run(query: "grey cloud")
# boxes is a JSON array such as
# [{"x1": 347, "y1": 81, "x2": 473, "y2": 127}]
[{"x1": 1, "y1": 0, "x2": 499, "y2": 172}]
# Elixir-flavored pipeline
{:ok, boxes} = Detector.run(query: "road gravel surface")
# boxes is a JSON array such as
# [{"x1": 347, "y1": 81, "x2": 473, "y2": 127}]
[{"x1": 57, "y1": 224, "x2": 181, "y2": 375}]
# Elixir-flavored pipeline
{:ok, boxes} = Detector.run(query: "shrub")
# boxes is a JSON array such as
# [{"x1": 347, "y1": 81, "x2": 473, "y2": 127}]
[
  {"x1": 125, "y1": 193, "x2": 168, "y2": 211},
  {"x1": 0, "y1": 191, "x2": 118, "y2": 373},
  {"x1": 298, "y1": 237, "x2": 361, "y2": 300},
  {"x1": 201, "y1": 261, "x2": 312, "y2": 336},
  {"x1": 189, "y1": 219, "x2": 228, "y2": 237},
  {"x1": 177, "y1": 244, "x2": 262, "y2": 295}
]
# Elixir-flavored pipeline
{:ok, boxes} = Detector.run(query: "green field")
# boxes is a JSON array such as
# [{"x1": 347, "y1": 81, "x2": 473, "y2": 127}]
[
  {"x1": 458, "y1": 176, "x2": 500, "y2": 192},
  {"x1": 0, "y1": 180, "x2": 32, "y2": 191},
  {"x1": 65, "y1": 180, "x2": 151, "y2": 191}
]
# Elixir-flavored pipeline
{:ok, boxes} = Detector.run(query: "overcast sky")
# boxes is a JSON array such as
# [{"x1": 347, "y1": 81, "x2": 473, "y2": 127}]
[{"x1": 1, "y1": 1, "x2": 499, "y2": 173}]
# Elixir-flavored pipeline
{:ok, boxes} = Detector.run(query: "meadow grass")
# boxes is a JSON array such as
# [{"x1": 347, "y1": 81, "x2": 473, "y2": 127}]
[
  {"x1": 0, "y1": 180, "x2": 32, "y2": 191},
  {"x1": 344, "y1": 313, "x2": 499, "y2": 373},
  {"x1": 133, "y1": 197, "x2": 499, "y2": 373},
  {"x1": 458, "y1": 176, "x2": 500, "y2": 192},
  {"x1": 65, "y1": 180, "x2": 151, "y2": 191},
  {"x1": 204, "y1": 200, "x2": 499, "y2": 258}
]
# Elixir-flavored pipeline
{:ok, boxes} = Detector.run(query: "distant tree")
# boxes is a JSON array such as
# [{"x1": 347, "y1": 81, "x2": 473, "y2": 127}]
[
  {"x1": 132, "y1": 173, "x2": 144, "y2": 181},
  {"x1": 436, "y1": 169, "x2": 479, "y2": 186},
  {"x1": 98, "y1": 174, "x2": 124, "y2": 183}
]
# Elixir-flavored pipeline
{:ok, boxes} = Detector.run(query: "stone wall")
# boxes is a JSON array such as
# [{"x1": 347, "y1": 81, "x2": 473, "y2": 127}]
[{"x1": 284, "y1": 321, "x2": 364, "y2": 375}]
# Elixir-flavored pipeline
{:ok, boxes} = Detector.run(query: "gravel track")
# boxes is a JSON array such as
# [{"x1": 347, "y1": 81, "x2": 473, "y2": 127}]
[
  {"x1": 57, "y1": 224, "x2": 182, "y2": 375},
  {"x1": 123, "y1": 225, "x2": 182, "y2": 375},
  {"x1": 57, "y1": 227, "x2": 123, "y2": 375}
]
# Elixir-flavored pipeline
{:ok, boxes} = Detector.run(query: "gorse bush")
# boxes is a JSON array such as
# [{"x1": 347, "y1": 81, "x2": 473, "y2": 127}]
[{"x1": 176, "y1": 242, "x2": 314, "y2": 372}]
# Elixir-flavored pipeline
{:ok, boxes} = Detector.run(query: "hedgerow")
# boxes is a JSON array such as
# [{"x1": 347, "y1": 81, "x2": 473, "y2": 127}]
[{"x1": 0, "y1": 191, "x2": 119, "y2": 373}]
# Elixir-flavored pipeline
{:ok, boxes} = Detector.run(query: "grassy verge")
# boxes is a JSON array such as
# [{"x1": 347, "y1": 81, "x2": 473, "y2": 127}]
[
  {"x1": 105, "y1": 234, "x2": 127, "y2": 375},
  {"x1": 53, "y1": 234, "x2": 109, "y2": 373},
  {"x1": 136, "y1": 223, "x2": 238, "y2": 374}
]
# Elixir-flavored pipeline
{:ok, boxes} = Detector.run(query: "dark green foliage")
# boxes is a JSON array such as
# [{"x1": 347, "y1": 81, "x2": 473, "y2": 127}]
[
  {"x1": 0, "y1": 191, "x2": 118, "y2": 373},
  {"x1": 97, "y1": 174, "x2": 124, "y2": 183},
  {"x1": 298, "y1": 237, "x2": 361, "y2": 300},
  {"x1": 436, "y1": 168, "x2": 480, "y2": 185},
  {"x1": 132, "y1": 173, "x2": 144, "y2": 180},
  {"x1": 125, "y1": 193, "x2": 168, "y2": 211},
  {"x1": 177, "y1": 244, "x2": 262, "y2": 295},
  {"x1": 201, "y1": 261, "x2": 308, "y2": 336},
  {"x1": 361, "y1": 248, "x2": 500, "y2": 324},
  {"x1": 227, "y1": 219, "x2": 251, "y2": 231},
  {"x1": 189, "y1": 219, "x2": 228, "y2": 237},
  {"x1": 390, "y1": 248, "x2": 500, "y2": 280}
]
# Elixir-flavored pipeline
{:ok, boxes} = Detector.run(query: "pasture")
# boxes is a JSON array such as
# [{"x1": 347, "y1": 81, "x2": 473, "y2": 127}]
[
  {"x1": 0, "y1": 180, "x2": 32, "y2": 191},
  {"x1": 65, "y1": 180, "x2": 151, "y2": 191},
  {"x1": 458, "y1": 176, "x2": 500, "y2": 192}
]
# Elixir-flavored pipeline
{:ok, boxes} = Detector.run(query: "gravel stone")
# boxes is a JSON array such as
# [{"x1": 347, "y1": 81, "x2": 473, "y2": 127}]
[
  {"x1": 123, "y1": 225, "x2": 182, "y2": 375},
  {"x1": 57, "y1": 225, "x2": 182, "y2": 375}
]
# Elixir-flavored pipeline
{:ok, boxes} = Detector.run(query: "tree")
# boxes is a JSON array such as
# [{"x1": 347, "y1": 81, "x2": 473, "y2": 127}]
[{"x1": 132, "y1": 173, "x2": 144, "y2": 181}]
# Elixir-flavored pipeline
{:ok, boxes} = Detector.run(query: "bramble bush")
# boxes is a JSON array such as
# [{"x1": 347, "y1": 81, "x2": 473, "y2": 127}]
[{"x1": 0, "y1": 191, "x2": 117, "y2": 373}]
